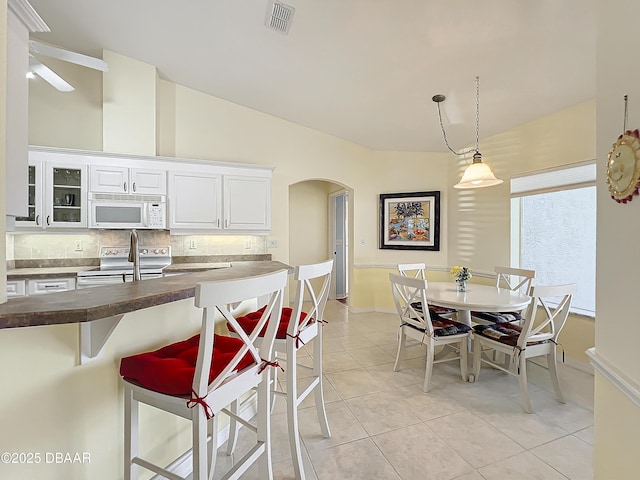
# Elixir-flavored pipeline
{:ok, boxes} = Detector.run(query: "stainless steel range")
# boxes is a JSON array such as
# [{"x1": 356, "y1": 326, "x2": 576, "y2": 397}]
[{"x1": 76, "y1": 245, "x2": 171, "y2": 288}]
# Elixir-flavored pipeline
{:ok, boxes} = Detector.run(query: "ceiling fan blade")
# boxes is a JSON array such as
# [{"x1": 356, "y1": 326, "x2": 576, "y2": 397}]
[
  {"x1": 29, "y1": 56, "x2": 74, "y2": 92},
  {"x1": 29, "y1": 40, "x2": 109, "y2": 72}
]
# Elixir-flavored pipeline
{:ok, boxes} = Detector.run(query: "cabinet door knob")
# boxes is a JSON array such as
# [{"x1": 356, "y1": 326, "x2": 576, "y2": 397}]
[
  {"x1": 35, "y1": 214, "x2": 40, "y2": 226},
  {"x1": 124, "y1": 182, "x2": 128, "y2": 192},
  {"x1": 46, "y1": 215, "x2": 50, "y2": 226},
  {"x1": 132, "y1": 182, "x2": 137, "y2": 192}
]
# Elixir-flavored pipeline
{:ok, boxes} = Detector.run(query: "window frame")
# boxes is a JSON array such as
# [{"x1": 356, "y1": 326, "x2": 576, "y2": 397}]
[{"x1": 510, "y1": 160, "x2": 596, "y2": 318}]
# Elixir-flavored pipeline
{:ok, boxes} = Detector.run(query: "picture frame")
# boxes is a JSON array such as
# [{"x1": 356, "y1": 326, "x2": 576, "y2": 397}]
[{"x1": 379, "y1": 191, "x2": 440, "y2": 250}]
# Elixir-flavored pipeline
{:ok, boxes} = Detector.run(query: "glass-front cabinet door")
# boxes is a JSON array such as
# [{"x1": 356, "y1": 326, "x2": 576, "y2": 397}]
[
  {"x1": 15, "y1": 162, "x2": 43, "y2": 228},
  {"x1": 45, "y1": 163, "x2": 88, "y2": 228},
  {"x1": 16, "y1": 160, "x2": 87, "y2": 229}
]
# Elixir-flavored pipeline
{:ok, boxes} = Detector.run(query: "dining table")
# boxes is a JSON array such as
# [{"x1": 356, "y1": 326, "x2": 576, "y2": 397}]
[{"x1": 426, "y1": 281, "x2": 532, "y2": 327}]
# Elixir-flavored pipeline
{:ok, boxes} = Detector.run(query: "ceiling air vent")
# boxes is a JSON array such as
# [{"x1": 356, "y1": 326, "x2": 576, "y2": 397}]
[{"x1": 265, "y1": 1, "x2": 295, "y2": 35}]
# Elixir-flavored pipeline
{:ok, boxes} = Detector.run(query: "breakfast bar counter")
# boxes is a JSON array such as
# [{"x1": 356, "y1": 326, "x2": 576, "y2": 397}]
[{"x1": 0, "y1": 261, "x2": 291, "y2": 329}]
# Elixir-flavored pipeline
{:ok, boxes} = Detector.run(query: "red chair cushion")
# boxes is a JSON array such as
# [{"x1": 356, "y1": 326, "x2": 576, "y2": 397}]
[
  {"x1": 119, "y1": 334, "x2": 255, "y2": 395},
  {"x1": 228, "y1": 306, "x2": 309, "y2": 339}
]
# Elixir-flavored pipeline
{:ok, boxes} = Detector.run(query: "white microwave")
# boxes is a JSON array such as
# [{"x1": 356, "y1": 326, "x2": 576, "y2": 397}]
[{"x1": 88, "y1": 193, "x2": 167, "y2": 229}]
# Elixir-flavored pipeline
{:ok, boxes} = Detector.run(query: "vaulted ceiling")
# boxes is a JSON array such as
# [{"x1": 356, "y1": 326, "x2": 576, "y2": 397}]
[{"x1": 27, "y1": 0, "x2": 596, "y2": 152}]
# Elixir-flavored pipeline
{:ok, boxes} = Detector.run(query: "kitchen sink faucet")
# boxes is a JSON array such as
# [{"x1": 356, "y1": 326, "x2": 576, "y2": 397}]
[{"x1": 128, "y1": 229, "x2": 141, "y2": 281}]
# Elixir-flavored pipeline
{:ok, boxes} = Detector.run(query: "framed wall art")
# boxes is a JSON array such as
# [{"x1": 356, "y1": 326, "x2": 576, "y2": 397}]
[{"x1": 379, "y1": 191, "x2": 440, "y2": 250}]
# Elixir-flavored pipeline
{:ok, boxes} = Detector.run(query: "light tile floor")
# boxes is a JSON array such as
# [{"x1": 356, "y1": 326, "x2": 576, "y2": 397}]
[{"x1": 214, "y1": 301, "x2": 594, "y2": 479}]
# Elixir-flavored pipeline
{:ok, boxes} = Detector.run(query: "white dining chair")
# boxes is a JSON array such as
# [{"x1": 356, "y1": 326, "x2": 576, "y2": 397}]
[
  {"x1": 397, "y1": 263, "x2": 456, "y2": 317},
  {"x1": 119, "y1": 270, "x2": 287, "y2": 480},
  {"x1": 389, "y1": 273, "x2": 471, "y2": 392},
  {"x1": 471, "y1": 283, "x2": 576, "y2": 413},
  {"x1": 227, "y1": 259, "x2": 334, "y2": 480},
  {"x1": 471, "y1": 266, "x2": 535, "y2": 324}
]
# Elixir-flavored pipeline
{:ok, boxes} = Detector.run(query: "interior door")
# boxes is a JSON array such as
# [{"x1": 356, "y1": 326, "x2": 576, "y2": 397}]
[{"x1": 329, "y1": 191, "x2": 348, "y2": 300}]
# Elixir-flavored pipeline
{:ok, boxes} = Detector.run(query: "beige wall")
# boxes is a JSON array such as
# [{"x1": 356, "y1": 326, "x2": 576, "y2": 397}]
[
  {"x1": 102, "y1": 51, "x2": 156, "y2": 155},
  {"x1": 594, "y1": 0, "x2": 640, "y2": 477},
  {"x1": 289, "y1": 180, "x2": 340, "y2": 299},
  {"x1": 28, "y1": 57, "x2": 103, "y2": 151},
  {"x1": 289, "y1": 180, "x2": 332, "y2": 267}
]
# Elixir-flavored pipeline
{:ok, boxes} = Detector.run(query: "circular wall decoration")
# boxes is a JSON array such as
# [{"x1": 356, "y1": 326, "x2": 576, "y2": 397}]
[{"x1": 606, "y1": 129, "x2": 640, "y2": 203}]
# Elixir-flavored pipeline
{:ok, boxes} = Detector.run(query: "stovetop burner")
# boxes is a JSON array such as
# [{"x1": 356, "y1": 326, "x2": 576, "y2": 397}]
[{"x1": 77, "y1": 245, "x2": 171, "y2": 277}]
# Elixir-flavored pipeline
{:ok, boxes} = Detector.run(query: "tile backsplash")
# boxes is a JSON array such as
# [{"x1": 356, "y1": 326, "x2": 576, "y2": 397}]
[{"x1": 6, "y1": 231, "x2": 267, "y2": 261}]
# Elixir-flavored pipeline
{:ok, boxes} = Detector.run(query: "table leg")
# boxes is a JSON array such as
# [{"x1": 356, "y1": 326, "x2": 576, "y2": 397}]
[
  {"x1": 456, "y1": 309, "x2": 474, "y2": 381},
  {"x1": 456, "y1": 309, "x2": 472, "y2": 327}
]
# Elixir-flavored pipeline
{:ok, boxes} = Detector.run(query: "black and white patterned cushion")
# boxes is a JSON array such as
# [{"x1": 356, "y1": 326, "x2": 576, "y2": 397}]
[{"x1": 471, "y1": 311, "x2": 522, "y2": 324}]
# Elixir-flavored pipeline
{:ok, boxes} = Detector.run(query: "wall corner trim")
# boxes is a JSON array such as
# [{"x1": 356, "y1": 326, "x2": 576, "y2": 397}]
[{"x1": 586, "y1": 347, "x2": 640, "y2": 408}]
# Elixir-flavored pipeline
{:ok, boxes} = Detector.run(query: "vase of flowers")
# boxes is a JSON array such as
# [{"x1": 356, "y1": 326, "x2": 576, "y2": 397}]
[{"x1": 450, "y1": 266, "x2": 472, "y2": 292}]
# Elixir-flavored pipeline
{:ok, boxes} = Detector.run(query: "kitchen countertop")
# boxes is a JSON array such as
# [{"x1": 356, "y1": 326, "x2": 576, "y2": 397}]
[
  {"x1": 7, "y1": 266, "x2": 99, "y2": 279},
  {"x1": 163, "y1": 262, "x2": 231, "y2": 272},
  {"x1": 0, "y1": 261, "x2": 291, "y2": 329}
]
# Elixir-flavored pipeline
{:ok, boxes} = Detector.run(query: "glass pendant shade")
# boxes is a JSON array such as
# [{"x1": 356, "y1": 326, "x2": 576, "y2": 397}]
[{"x1": 454, "y1": 152, "x2": 503, "y2": 189}]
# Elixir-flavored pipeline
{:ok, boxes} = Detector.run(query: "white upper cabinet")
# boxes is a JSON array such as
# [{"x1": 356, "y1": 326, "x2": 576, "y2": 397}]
[
  {"x1": 224, "y1": 175, "x2": 271, "y2": 231},
  {"x1": 46, "y1": 162, "x2": 88, "y2": 228},
  {"x1": 16, "y1": 147, "x2": 272, "y2": 233},
  {"x1": 90, "y1": 165, "x2": 166, "y2": 195},
  {"x1": 16, "y1": 152, "x2": 88, "y2": 229},
  {"x1": 168, "y1": 171, "x2": 222, "y2": 230},
  {"x1": 168, "y1": 166, "x2": 272, "y2": 233},
  {"x1": 14, "y1": 161, "x2": 41, "y2": 228},
  {"x1": 131, "y1": 168, "x2": 167, "y2": 195}
]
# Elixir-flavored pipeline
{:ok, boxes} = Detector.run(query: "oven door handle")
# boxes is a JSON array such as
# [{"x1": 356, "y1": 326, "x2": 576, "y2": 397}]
[{"x1": 142, "y1": 203, "x2": 149, "y2": 228}]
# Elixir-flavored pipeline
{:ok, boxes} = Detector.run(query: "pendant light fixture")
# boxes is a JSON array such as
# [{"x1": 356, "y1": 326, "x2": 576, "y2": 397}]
[{"x1": 432, "y1": 77, "x2": 503, "y2": 189}]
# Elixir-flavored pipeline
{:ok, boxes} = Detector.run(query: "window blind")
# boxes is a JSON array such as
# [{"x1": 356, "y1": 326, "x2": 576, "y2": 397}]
[{"x1": 510, "y1": 160, "x2": 596, "y2": 197}]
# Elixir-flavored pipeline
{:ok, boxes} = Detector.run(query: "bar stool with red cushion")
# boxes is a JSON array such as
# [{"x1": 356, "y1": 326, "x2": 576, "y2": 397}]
[
  {"x1": 119, "y1": 269, "x2": 288, "y2": 480},
  {"x1": 226, "y1": 259, "x2": 333, "y2": 480}
]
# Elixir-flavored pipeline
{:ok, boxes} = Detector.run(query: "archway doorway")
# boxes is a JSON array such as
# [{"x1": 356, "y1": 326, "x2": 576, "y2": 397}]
[{"x1": 289, "y1": 180, "x2": 352, "y2": 304}]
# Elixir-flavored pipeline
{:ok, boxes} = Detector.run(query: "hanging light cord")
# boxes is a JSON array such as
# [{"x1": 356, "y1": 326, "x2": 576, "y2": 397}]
[
  {"x1": 435, "y1": 76, "x2": 480, "y2": 157},
  {"x1": 623, "y1": 94, "x2": 628, "y2": 133}
]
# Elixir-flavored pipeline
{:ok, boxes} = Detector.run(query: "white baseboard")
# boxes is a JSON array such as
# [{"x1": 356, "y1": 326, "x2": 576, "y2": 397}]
[
  {"x1": 346, "y1": 306, "x2": 397, "y2": 315},
  {"x1": 346, "y1": 306, "x2": 375, "y2": 313},
  {"x1": 564, "y1": 356, "x2": 594, "y2": 375}
]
